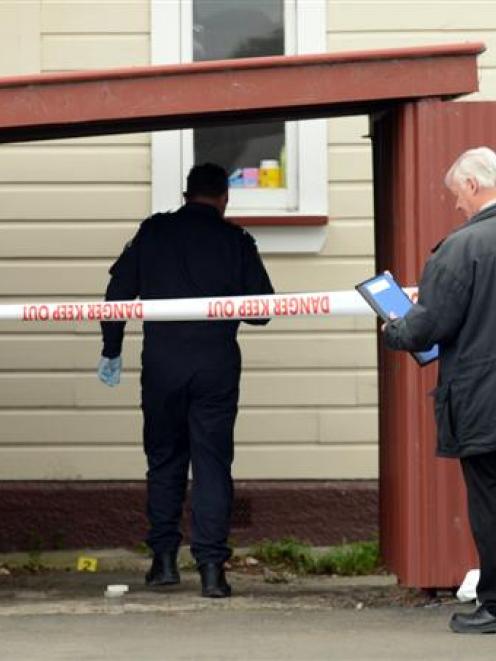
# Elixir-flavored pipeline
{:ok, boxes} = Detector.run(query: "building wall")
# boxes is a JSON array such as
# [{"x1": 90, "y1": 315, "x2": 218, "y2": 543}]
[{"x1": 0, "y1": 1, "x2": 494, "y2": 481}]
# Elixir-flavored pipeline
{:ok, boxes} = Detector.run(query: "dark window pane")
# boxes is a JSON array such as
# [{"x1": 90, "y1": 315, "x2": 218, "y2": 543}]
[
  {"x1": 193, "y1": 0, "x2": 284, "y2": 61},
  {"x1": 194, "y1": 123, "x2": 285, "y2": 181}
]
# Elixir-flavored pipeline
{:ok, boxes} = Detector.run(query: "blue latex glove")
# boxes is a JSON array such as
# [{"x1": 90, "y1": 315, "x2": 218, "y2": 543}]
[{"x1": 97, "y1": 356, "x2": 122, "y2": 387}]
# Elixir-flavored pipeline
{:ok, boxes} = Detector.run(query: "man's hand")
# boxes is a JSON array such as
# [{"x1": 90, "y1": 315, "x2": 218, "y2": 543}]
[
  {"x1": 381, "y1": 312, "x2": 398, "y2": 333},
  {"x1": 97, "y1": 356, "x2": 122, "y2": 387}
]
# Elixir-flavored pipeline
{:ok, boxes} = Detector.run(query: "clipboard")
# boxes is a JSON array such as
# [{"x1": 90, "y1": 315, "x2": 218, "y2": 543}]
[{"x1": 355, "y1": 272, "x2": 439, "y2": 366}]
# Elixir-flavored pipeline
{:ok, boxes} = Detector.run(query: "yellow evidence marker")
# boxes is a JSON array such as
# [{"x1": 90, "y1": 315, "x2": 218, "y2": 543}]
[{"x1": 76, "y1": 556, "x2": 98, "y2": 572}]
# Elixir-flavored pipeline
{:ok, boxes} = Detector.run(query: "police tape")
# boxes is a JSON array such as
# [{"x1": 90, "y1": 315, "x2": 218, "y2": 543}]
[{"x1": 0, "y1": 288, "x2": 418, "y2": 323}]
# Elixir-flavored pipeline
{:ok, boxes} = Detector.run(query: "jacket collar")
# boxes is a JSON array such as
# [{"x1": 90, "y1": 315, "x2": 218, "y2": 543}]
[
  {"x1": 181, "y1": 201, "x2": 223, "y2": 220},
  {"x1": 466, "y1": 202, "x2": 496, "y2": 226},
  {"x1": 431, "y1": 202, "x2": 496, "y2": 253}
]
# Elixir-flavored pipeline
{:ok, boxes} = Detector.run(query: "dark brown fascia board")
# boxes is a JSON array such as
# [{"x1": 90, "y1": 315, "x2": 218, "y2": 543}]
[{"x1": 0, "y1": 43, "x2": 485, "y2": 144}]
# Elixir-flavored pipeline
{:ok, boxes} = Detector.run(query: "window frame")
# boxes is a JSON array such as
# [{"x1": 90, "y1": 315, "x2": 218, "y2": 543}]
[{"x1": 151, "y1": 0, "x2": 328, "y2": 250}]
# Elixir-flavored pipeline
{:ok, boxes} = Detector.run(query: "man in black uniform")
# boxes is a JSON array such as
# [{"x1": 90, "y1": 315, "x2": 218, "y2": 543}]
[
  {"x1": 383, "y1": 147, "x2": 496, "y2": 633},
  {"x1": 97, "y1": 163, "x2": 274, "y2": 598}
]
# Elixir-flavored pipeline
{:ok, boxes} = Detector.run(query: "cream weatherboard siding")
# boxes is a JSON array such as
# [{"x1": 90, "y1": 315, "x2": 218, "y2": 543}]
[
  {"x1": 0, "y1": 1, "x2": 41, "y2": 76},
  {"x1": 1, "y1": 1, "x2": 495, "y2": 481},
  {"x1": 327, "y1": 0, "x2": 496, "y2": 102},
  {"x1": 0, "y1": 0, "x2": 154, "y2": 480}
]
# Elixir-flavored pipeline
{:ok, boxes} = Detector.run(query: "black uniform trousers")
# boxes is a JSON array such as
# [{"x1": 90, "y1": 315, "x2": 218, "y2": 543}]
[
  {"x1": 142, "y1": 358, "x2": 240, "y2": 567},
  {"x1": 461, "y1": 450, "x2": 496, "y2": 608}
]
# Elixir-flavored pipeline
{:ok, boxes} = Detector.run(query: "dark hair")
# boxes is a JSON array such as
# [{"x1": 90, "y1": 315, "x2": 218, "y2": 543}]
[{"x1": 186, "y1": 163, "x2": 228, "y2": 198}]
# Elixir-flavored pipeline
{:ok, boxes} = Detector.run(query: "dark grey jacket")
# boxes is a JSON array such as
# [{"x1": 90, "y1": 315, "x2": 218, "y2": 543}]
[{"x1": 384, "y1": 203, "x2": 496, "y2": 458}]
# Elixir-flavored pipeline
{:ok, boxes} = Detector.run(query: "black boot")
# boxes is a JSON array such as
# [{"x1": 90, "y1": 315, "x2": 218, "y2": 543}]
[
  {"x1": 199, "y1": 562, "x2": 231, "y2": 598},
  {"x1": 450, "y1": 605, "x2": 496, "y2": 634},
  {"x1": 145, "y1": 551, "x2": 180, "y2": 586}
]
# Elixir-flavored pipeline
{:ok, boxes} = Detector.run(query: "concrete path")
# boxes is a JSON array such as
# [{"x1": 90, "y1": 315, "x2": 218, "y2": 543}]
[
  {"x1": 0, "y1": 558, "x2": 494, "y2": 660},
  {"x1": 0, "y1": 602, "x2": 494, "y2": 661}
]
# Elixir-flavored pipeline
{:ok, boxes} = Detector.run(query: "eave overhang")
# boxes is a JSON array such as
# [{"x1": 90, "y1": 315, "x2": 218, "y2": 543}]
[{"x1": 0, "y1": 43, "x2": 485, "y2": 143}]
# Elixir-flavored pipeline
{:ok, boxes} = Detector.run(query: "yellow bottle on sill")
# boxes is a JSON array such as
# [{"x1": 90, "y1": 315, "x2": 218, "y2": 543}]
[{"x1": 259, "y1": 159, "x2": 281, "y2": 188}]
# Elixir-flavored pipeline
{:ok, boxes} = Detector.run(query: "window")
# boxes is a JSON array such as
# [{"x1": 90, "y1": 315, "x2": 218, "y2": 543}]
[
  {"x1": 151, "y1": 0, "x2": 327, "y2": 252},
  {"x1": 187, "y1": 0, "x2": 293, "y2": 211}
]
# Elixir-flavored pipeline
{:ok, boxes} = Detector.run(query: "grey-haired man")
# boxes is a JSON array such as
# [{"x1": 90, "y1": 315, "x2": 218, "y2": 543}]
[{"x1": 383, "y1": 147, "x2": 496, "y2": 634}]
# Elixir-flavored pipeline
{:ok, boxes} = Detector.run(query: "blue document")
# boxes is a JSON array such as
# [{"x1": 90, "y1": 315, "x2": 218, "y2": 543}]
[{"x1": 356, "y1": 272, "x2": 438, "y2": 366}]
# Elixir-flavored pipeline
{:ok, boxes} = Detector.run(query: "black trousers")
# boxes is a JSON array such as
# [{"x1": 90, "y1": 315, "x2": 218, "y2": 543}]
[
  {"x1": 142, "y1": 362, "x2": 240, "y2": 566},
  {"x1": 461, "y1": 451, "x2": 496, "y2": 607}
]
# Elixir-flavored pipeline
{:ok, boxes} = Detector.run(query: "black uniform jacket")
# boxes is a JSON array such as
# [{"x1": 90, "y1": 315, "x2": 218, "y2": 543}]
[
  {"x1": 101, "y1": 202, "x2": 274, "y2": 372},
  {"x1": 384, "y1": 203, "x2": 496, "y2": 458}
]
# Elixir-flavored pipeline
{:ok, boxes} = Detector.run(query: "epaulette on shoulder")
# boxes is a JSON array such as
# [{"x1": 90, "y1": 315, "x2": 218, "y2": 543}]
[
  {"x1": 140, "y1": 211, "x2": 173, "y2": 230},
  {"x1": 223, "y1": 217, "x2": 242, "y2": 231},
  {"x1": 144, "y1": 211, "x2": 170, "y2": 224},
  {"x1": 241, "y1": 227, "x2": 256, "y2": 241}
]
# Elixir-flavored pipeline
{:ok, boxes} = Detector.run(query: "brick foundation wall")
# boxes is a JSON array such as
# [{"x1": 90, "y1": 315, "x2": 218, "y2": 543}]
[{"x1": 0, "y1": 481, "x2": 378, "y2": 552}]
